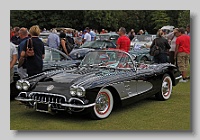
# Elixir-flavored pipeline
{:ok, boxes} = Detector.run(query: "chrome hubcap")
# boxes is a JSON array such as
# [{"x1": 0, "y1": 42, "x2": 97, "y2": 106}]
[
  {"x1": 162, "y1": 79, "x2": 170, "y2": 96},
  {"x1": 95, "y1": 93, "x2": 109, "y2": 114}
]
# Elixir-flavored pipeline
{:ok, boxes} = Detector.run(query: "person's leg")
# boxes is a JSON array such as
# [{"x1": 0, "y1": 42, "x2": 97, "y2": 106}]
[
  {"x1": 169, "y1": 51, "x2": 175, "y2": 64},
  {"x1": 177, "y1": 52, "x2": 188, "y2": 82}
]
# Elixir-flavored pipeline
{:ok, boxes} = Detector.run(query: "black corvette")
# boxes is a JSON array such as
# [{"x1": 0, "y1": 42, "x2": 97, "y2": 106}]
[{"x1": 15, "y1": 50, "x2": 182, "y2": 119}]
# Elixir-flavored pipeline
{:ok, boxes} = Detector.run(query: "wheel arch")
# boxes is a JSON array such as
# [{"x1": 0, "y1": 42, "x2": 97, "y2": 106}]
[{"x1": 165, "y1": 71, "x2": 175, "y2": 86}]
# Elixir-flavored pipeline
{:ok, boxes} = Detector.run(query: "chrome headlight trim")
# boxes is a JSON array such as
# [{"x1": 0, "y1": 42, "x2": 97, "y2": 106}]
[
  {"x1": 22, "y1": 80, "x2": 30, "y2": 91},
  {"x1": 76, "y1": 87, "x2": 86, "y2": 97},
  {"x1": 16, "y1": 80, "x2": 23, "y2": 90},
  {"x1": 70, "y1": 86, "x2": 77, "y2": 96}
]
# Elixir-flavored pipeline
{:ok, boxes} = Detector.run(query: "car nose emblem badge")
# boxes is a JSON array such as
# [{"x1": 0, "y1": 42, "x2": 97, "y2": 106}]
[{"x1": 47, "y1": 85, "x2": 54, "y2": 91}]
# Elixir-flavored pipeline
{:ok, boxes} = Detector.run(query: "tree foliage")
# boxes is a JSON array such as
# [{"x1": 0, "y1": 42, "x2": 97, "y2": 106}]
[{"x1": 10, "y1": 10, "x2": 190, "y2": 34}]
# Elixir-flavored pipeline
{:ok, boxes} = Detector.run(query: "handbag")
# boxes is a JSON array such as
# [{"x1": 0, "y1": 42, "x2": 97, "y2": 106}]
[
  {"x1": 26, "y1": 38, "x2": 34, "y2": 57},
  {"x1": 150, "y1": 39, "x2": 160, "y2": 56}
]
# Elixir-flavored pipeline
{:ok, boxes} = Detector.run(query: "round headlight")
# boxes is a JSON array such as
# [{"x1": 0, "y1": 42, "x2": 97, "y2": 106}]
[
  {"x1": 76, "y1": 87, "x2": 85, "y2": 97},
  {"x1": 22, "y1": 81, "x2": 30, "y2": 91},
  {"x1": 16, "y1": 80, "x2": 23, "y2": 90},
  {"x1": 70, "y1": 87, "x2": 76, "y2": 96}
]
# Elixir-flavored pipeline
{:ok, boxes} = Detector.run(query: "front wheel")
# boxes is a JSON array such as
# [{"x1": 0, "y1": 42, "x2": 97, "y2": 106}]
[
  {"x1": 90, "y1": 89, "x2": 114, "y2": 119},
  {"x1": 155, "y1": 74, "x2": 172, "y2": 101}
]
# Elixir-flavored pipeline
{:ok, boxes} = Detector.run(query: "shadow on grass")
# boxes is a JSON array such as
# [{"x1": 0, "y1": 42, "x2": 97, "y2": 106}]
[{"x1": 11, "y1": 95, "x2": 158, "y2": 123}]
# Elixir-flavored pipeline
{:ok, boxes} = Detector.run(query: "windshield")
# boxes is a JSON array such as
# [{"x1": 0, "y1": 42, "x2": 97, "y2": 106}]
[
  {"x1": 81, "y1": 41, "x2": 114, "y2": 49},
  {"x1": 80, "y1": 50, "x2": 135, "y2": 69}
]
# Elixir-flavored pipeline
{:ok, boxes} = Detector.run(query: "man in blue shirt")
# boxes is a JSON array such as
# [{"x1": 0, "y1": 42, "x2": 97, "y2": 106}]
[
  {"x1": 47, "y1": 29, "x2": 60, "y2": 49},
  {"x1": 90, "y1": 29, "x2": 96, "y2": 41},
  {"x1": 17, "y1": 27, "x2": 29, "y2": 78}
]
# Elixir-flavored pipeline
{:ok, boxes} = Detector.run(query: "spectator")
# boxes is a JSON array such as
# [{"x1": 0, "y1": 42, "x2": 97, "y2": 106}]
[
  {"x1": 175, "y1": 27, "x2": 190, "y2": 82},
  {"x1": 186, "y1": 24, "x2": 190, "y2": 36},
  {"x1": 150, "y1": 29, "x2": 171, "y2": 64},
  {"x1": 144, "y1": 30, "x2": 148, "y2": 35},
  {"x1": 17, "y1": 27, "x2": 29, "y2": 78},
  {"x1": 165, "y1": 28, "x2": 179, "y2": 64},
  {"x1": 137, "y1": 29, "x2": 144, "y2": 35},
  {"x1": 128, "y1": 29, "x2": 135, "y2": 41},
  {"x1": 47, "y1": 29, "x2": 60, "y2": 49},
  {"x1": 18, "y1": 25, "x2": 45, "y2": 77},
  {"x1": 82, "y1": 28, "x2": 91, "y2": 44},
  {"x1": 10, "y1": 26, "x2": 20, "y2": 45},
  {"x1": 59, "y1": 32, "x2": 69, "y2": 56},
  {"x1": 90, "y1": 29, "x2": 96, "y2": 41},
  {"x1": 100, "y1": 29, "x2": 106, "y2": 34},
  {"x1": 10, "y1": 42, "x2": 17, "y2": 84},
  {"x1": 116, "y1": 27, "x2": 130, "y2": 52},
  {"x1": 10, "y1": 26, "x2": 15, "y2": 40}
]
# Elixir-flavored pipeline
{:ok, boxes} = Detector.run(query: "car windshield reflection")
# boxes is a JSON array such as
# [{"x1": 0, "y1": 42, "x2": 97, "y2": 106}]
[{"x1": 80, "y1": 50, "x2": 135, "y2": 69}]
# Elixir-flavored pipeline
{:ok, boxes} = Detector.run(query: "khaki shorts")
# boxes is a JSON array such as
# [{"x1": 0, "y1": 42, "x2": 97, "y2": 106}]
[{"x1": 177, "y1": 52, "x2": 190, "y2": 71}]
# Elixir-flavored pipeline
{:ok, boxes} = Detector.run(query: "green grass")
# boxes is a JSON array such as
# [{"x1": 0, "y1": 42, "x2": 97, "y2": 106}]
[{"x1": 10, "y1": 79, "x2": 190, "y2": 131}]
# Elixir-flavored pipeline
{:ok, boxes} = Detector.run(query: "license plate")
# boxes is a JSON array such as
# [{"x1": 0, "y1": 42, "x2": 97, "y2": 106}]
[{"x1": 35, "y1": 102, "x2": 51, "y2": 113}]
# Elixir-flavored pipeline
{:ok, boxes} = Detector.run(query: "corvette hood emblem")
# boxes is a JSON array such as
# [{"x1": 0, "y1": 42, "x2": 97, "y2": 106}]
[{"x1": 46, "y1": 85, "x2": 54, "y2": 91}]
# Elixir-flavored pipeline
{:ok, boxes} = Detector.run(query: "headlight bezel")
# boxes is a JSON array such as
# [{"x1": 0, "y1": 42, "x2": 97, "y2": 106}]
[
  {"x1": 22, "y1": 81, "x2": 30, "y2": 91},
  {"x1": 70, "y1": 86, "x2": 86, "y2": 97},
  {"x1": 16, "y1": 80, "x2": 23, "y2": 90},
  {"x1": 16, "y1": 80, "x2": 30, "y2": 91}
]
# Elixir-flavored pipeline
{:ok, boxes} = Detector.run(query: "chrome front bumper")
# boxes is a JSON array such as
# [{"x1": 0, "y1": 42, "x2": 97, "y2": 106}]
[{"x1": 15, "y1": 92, "x2": 96, "y2": 113}]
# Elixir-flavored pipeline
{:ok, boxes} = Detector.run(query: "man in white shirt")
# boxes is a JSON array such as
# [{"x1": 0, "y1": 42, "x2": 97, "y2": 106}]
[
  {"x1": 83, "y1": 29, "x2": 91, "y2": 44},
  {"x1": 10, "y1": 42, "x2": 17, "y2": 83}
]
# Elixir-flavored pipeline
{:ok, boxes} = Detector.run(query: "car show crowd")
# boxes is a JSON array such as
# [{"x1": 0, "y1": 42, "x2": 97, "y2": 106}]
[{"x1": 10, "y1": 23, "x2": 190, "y2": 91}]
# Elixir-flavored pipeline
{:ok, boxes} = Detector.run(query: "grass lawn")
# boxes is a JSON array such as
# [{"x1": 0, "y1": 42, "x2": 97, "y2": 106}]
[{"x1": 10, "y1": 78, "x2": 190, "y2": 131}]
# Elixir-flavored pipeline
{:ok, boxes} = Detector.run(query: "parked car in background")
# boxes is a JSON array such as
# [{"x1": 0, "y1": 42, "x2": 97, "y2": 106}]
[
  {"x1": 69, "y1": 40, "x2": 116, "y2": 60},
  {"x1": 161, "y1": 25, "x2": 175, "y2": 34},
  {"x1": 129, "y1": 35, "x2": 156, "y2": 63},
  {"x1": 15, "y1": 50, "x2": 182, "y2": 120},
  {"x1": 96, "y1": 32, "x2": 119, "y2": 45}
]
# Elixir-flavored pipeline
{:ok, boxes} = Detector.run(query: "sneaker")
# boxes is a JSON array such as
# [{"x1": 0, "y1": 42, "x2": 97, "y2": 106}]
[
  {"x1": 179, "y1": 79, "x2": 188, "y2": 83},
  {"x1": 185, "y1": 76, "x2": 190, "y2": 80}
]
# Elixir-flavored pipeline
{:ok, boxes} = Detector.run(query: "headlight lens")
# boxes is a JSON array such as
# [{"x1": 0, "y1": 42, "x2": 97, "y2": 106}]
[
  {"x1": 76, "y1": 87, "x2": 85, "y2": 97},
  {"x1": 16, "y1": 80, "x2": 23, "y2": 90},
  {"x1": 70, "y1": 87, "x2": 76, "y2": 96},
  {"x1": 22, "y1": 81, "x2": 30, "y2": 91}
]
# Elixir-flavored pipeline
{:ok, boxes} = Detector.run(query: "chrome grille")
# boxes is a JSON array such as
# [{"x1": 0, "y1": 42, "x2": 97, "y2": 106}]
[{"x1": 29, "y1": 92, "x2": 67, "y2": 109}]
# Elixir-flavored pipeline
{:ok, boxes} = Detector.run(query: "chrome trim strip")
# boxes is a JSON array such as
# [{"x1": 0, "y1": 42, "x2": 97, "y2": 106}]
[
  {"x1": 15, "y1": 97, "x2": 34, "y2": 102},
  {"x1": 175, "y1": 75, "x2": 182, "y2": 80},
  {"x1": 60, "y1": 103, "x2": 96, "y2": 108}
]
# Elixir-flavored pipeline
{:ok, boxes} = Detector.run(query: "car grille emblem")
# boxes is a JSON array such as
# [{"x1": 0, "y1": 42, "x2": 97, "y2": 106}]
[{"x1": 47, "y1": 85, "x2": 54, "y2": 91}]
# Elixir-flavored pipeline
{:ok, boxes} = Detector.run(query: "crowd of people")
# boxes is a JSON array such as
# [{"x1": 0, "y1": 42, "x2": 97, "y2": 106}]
[{"x1": 10, "y1": 24, "x2": 190, "y2": 84}]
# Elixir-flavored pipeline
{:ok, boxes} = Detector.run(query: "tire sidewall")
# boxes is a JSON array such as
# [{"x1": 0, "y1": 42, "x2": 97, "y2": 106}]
[
  {"x1": 156, "y1": 74, "x2": 172, "y2": 101},
  {"x1": 92, "y1": 88, "x2": 114, "y2": 119}
]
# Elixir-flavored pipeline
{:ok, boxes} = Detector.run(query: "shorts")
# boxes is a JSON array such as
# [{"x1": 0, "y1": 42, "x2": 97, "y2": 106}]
[{"x1": 177, "y1": 52, "x2": 190, "y2": 71}]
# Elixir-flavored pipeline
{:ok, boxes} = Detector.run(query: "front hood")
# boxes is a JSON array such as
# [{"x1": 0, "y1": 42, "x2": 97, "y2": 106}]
[
  {"x1": 34, "y1": 67, "x2": 134, "y2": 89},
  {"x1": 43, "y1": 60, "x2": 80, "y2": 70}
]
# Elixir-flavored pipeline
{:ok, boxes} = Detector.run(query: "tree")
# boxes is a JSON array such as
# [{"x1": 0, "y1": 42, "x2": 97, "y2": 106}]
[
  {"x1": 151, "y1": 10, "x2": 170, "y2": 31},
  {"x1": 178, "y1": 10, "x2": 190, "y2": 28}
]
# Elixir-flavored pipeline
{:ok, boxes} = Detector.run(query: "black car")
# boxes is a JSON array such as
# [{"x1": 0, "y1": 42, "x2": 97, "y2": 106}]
[
  {"x1": 69, "y1": 40, "x2": 116, "y2": 60},
  {"x1": 15, "y1": 50, "x2": 182, "y2": 119}
]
